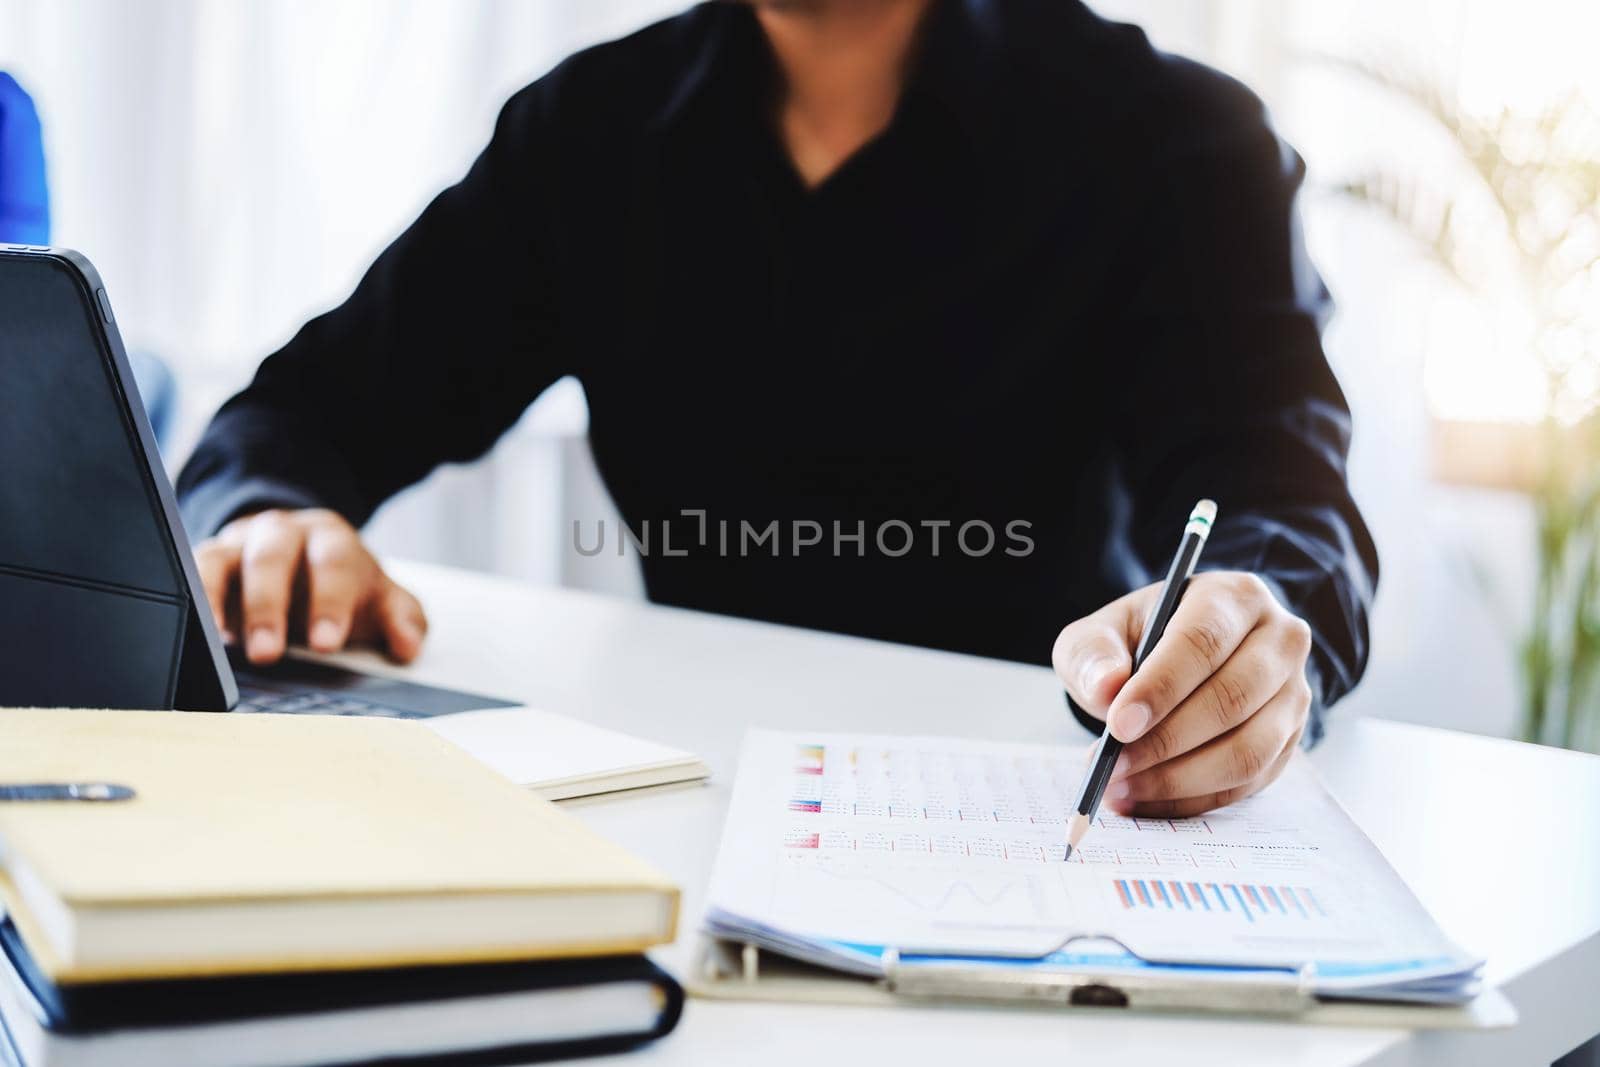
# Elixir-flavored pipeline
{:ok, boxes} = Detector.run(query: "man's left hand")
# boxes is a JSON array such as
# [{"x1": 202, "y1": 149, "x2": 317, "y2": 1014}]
[{"x1": 1052, "y1": 572, "x2": 1314, "y2": 817}]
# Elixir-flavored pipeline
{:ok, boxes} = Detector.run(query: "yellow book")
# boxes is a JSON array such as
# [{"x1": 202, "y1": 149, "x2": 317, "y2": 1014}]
[{"x1": 0, "y1": 709, "x2": 678, "y2": 983}]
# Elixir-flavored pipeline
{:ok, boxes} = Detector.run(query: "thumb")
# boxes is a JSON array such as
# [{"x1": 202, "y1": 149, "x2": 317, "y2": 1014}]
[
  {"x1": 378, "y1": 580, "x2": 428, "y2": 664},
  {"x1": 1052, "y1": 606, "x2": 1135, "y2": 721}
]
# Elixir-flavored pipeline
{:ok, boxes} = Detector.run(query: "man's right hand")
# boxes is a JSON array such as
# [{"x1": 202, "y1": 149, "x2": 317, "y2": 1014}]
[{"x1": 192, "y1": 508, "x2": 427, "y2": 665}]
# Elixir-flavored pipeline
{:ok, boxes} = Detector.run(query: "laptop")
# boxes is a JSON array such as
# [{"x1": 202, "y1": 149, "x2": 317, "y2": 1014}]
[{"x1": 0, "y1": 245, "x2": 516, "y2": 718}]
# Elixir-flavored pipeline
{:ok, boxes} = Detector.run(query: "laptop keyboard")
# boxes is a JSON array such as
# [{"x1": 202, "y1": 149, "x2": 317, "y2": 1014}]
[
  {"x1": 225, "y1": 647, "x2": 519, "y2": 719},
  {"x1": 232, "y1": 687, "x2": 431, "y2": 719}
]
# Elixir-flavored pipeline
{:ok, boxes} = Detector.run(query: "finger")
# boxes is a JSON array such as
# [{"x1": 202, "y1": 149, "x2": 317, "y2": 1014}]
[
  {"x1": 1121, "y1": 740, "x2": 1299, "y2": 820},
  {"x1": 214, "y1": 515, "x2": 252, "y2": 547},
  {"x1": 193, "y1": 540, "x2": 242, "y2": 643},
  {"x1": 303, "y1": 522, "x2": 367, "y2": 652},
  {"x1": 1113, "y1": 626, "x2": 1298, "y2": 780},
  {"x1": 239, "y1": 513, "x2": 307, "y2": 664},
  {"x1": 1103, "y1": 574, "x2": 1269, "y2": 744},
  {"x1": 1052, "y1": 589, "x2": 1149, "y2": 718},
  {"x1": 377, "y1": 580, "x2": 428, "y2": 664},
  {"x1": 1108, "y1": 678, "x2": 1306, "y2": 814}
]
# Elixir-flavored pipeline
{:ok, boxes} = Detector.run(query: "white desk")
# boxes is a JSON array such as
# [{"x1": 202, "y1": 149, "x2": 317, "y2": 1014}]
[{"x1": 336, "y1": 561, "x2": 1600, "y2": 1067}]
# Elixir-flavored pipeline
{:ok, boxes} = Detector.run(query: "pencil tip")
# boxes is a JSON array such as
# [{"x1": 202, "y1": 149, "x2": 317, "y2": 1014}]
[{"x1": 1062, "y1": 844, "x2": 1074, "y2": 863}]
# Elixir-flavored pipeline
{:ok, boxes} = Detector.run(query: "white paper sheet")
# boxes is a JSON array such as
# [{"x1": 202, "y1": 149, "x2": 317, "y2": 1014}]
[
  {"x1": 705, "y1": 730, "x2": 1482, "y2": 999},
  {"x1": 425, "y1": 708, "x2": 708, "y2": 799}
]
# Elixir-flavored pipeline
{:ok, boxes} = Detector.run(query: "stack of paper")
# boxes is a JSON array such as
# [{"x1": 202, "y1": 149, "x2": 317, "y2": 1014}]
[
  {"x1": 705, "y1": 731, "x2": 1483, "y2": 1005},
  {"x1": 425, "y1": 707, "x2": 709, "y2": 800}
]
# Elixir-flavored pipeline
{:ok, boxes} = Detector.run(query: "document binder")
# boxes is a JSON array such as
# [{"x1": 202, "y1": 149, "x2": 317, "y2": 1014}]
[
  {"x1": 689, "y1": 936, "x2": 1517, "y2": 1030},
  {"x1": 700, "y1": 731, "x2": 1517, "y2": 1031}
]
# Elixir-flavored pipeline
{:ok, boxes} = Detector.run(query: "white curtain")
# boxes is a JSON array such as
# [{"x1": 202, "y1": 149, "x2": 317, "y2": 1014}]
[{"x1": 0, "y1": 0, "x2": 681, "y2": 437}]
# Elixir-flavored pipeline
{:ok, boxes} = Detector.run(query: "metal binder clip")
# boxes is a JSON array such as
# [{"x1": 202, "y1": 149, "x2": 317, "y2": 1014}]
[
  {"x1": 882, "y1": 934, "x2": 1315, "y2": 1015},
  {"x1": 0, "y1": 782, "x2": 136, "y2": 802}
]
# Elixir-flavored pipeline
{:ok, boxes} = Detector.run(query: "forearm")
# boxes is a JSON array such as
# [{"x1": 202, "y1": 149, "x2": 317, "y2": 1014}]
[
  {"x1": 1120, "y1": 396, "x2": 1377, "y2": 738},
  {"x1": 176, "y1": 405, "x2": 370, "y2": 538},
  {"x1": 1106, "y1": 87, "x2": 1377, "y2": 736}
]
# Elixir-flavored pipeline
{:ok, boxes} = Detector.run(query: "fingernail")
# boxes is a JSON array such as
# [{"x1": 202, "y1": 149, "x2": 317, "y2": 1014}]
[
  {"x1": 1110, "y1": 703, "x2": 1150, "y2": 742},
  {"x1": 395, "y1": 621, "x2": 423, "y2": 651},
  {"x1": 310, "y1": 618, "x2": 342, "y2": 651},
  {"x1": 1109, "y1": 753, "x2": 1131, "y2": 783},
  {"x1": 220, "y1": 627, "x2": 236, "y2": 645},
  {"x1": 1105, "y1": 780, "x2": 1131, "y2": 806},
  {"x1": 247, "y1": 626, "x2": 280, "y2": 661}
]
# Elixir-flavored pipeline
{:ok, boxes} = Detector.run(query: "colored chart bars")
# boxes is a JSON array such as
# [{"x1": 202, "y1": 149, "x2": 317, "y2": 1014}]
[{"x1": 1113, "y1": 879, "x2": 1327, "y2": 923}]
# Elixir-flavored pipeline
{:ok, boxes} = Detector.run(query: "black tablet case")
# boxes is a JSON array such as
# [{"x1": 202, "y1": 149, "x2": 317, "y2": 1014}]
[{"x1": 0, "y1": 249, "x2": 234, "y2": 711}]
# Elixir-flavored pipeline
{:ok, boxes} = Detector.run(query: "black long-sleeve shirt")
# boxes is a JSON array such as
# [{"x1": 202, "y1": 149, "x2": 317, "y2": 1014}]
[{"x1": 177, "y1": 0, "x2": 1378, "y2": 742}]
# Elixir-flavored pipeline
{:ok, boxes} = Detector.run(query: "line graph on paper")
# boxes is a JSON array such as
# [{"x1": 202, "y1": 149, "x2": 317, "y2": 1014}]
[
  {"x1": 772, "y1": 851, "x2": 1068, "y2": 927},
  {"x1": 857, "y1": 873, "x2": 1020, "y2": 915}
]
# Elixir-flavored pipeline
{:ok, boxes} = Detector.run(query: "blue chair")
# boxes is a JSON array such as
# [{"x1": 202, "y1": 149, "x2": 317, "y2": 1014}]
[
  {"x1": 0, "y1": 73, "x2": 50, "y2": 244},
  {"x1": 1, "y1": 72, "x2": 176, "y2": 449}
]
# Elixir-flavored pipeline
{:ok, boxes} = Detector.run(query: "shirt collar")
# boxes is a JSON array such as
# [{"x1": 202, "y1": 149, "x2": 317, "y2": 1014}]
[
  {"x1": 651, "y1": 0, "x2": 1107, "y2": 195},
  {"x1": 653, "y1": 0, "x2": 1011, "y2": 132},
  {"x1": 901, "y1": 0, "x2": 1009, "y2": 145},
  {"x1": 649, "y1": 2, "x2": 768, "y2": 134}
]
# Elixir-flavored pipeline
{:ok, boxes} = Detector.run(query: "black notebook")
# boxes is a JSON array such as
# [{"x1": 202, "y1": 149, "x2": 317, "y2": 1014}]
[{"x1": 0, "y1": 919, "x2": 683, "y2": 1067}]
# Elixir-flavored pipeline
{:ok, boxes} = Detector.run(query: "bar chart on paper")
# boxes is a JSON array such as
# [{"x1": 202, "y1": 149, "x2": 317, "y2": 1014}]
[{"x1": 1112, "y1": 878, "x2": 1328, "y2": 923}]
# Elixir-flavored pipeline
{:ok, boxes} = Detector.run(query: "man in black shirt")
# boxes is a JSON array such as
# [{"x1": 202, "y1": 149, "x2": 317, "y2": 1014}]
[{"x1": 178, "y1": 0, "x2": 1378, "y2": 817}]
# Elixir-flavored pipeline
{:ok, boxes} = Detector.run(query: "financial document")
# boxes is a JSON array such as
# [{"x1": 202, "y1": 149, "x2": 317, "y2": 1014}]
[{"x1": 705, "y1": 731, "x2": 1482, "y2": 1002}]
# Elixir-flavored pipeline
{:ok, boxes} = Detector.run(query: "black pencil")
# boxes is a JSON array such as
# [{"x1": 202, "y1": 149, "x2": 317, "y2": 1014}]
[{"x1": 1064, "y1": 499, "x2": 1217, "y2": 861}]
